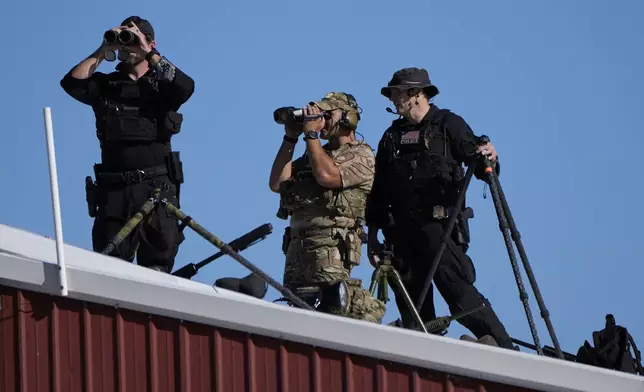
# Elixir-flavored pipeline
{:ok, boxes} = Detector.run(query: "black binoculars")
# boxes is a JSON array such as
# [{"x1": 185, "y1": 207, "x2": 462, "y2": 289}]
[
  {"x1": 273, "y1": 106, "x2": 303, "y2": 125},
  {"x1": 273, "y1": 106, "x2": 329, "y2": 125},
  {"x1": 103, "y1": 29, "x2": 139, "y2": 46}
]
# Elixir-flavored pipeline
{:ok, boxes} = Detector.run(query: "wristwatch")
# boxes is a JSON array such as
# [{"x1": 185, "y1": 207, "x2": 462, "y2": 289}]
[{"x1": 303, "y1": 131, "x2": 319, "y2": 140}]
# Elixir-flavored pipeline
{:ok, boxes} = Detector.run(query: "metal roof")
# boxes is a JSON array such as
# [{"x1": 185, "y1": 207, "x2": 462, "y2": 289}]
[
  {"x1": 1, "y1": 223, "x2": 643, "y2": 392},
  {"x1": 1, "y1": 286, "x2": 540, "y2": 392}
]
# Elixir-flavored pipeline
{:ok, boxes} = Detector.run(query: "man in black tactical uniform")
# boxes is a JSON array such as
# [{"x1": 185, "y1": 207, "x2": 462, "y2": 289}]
[
  {"x1": 365, "y1": 67, "x2": 514, "y2": 349},
  {"x1": 60, "y1": 16, "x2": 195, "y2": 273}
]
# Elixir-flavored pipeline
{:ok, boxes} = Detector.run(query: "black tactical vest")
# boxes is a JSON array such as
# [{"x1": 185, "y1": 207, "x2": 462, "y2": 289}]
[
  {"x1": 94, "y1": 77, "x2": 164, "y2": 143},
  {"x1": 383, "y1": 109, "x2": 465, "y2": 210}
]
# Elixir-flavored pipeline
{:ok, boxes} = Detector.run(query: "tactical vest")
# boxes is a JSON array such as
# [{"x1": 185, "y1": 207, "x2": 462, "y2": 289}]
[
  {"x1": 383, "y1": 109, "x2": 465, "y2": 211},
  {"x1": 94, "y1": 78, "x2": 180, "y2": 143},
  {"x1": 279, "y1": 142, "x2": 369, "y2": 228}
]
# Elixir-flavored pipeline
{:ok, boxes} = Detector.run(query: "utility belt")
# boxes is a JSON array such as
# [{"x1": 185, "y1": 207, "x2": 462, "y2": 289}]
[
  {"x1": 93, "y1": 164, "x2": 169, "y2": 187},
  {"x1": 85, "y1": 151, "x2": 184, "y2": 218},
  {"x1": 282, "y1": 227, "x2": 345, "y2": 254},
  {"x1": 290, "y1": 227, "x2": 338, "y2": 239}
]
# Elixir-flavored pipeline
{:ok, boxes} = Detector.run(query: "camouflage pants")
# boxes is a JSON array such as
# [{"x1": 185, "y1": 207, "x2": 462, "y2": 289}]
[{"x1": 283, "y1": 230, "x2": 386, "y2": 324}]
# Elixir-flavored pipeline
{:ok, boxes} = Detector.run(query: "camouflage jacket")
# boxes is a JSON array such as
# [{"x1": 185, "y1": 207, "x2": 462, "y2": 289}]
[{"x1": 279, "y1": 141, "x2": 375, "y2": 231}]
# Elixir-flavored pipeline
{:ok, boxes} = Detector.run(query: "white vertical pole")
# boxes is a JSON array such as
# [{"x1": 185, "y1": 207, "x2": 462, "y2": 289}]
[{"x1": 43, "y1": 107, "x2": 69, "y2": 296}]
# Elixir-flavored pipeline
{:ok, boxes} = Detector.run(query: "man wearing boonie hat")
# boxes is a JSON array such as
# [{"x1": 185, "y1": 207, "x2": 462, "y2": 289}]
[{"x1": 365, "y1": 67, "x2": 515, "y2": 350}]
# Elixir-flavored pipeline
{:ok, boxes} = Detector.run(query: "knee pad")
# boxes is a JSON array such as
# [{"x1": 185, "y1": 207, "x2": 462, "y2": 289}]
[{"x1": 344, "y1": 279, "x2": 387, "y2": 324}]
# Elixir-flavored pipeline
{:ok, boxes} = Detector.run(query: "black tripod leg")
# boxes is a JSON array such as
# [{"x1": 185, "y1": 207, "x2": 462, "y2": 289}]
[
  {"x1": 101, "y1": 196, "x2": 158, "y2": 256},
  {"x1": 389, "y1": 268, "x2": 428, "y2": 333},
  {"x1": 162, "y1": 200, "x2": 315, "y2": 312},
  {"x1": 490, "y1": 166, "x2": 564, "y2": 359},
  {"x1": 415, "y1": 161, "x2": 477, "y2": 311},
  {"x1": 482, "y1": 161, "x2": 543, "y2": 355}
]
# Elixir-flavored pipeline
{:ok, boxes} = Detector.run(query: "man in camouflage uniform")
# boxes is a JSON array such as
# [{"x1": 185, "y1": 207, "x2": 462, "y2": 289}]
[{"x1": 269, "y1": 92, "x2": 386, "y2": 323}]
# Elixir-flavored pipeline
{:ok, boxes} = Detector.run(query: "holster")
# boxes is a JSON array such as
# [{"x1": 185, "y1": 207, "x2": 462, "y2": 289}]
[
  {"x1": 282, "y1": 227, "x2": 291, "y2": 255},
  {"x1": 85, "y1": 176, "x2": 98, "y2": 218},
  {"x1": 455, "y1": 207, "x2": 474, "y2": 249}
]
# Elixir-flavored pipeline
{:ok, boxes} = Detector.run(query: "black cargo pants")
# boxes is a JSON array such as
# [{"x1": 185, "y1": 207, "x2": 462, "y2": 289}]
[
  {"x1": 386, "y1": 218, "x2": 514, "y2": 349},
  {"x1": 92, "y1": 175, "x2": 183, "y2": 273}
]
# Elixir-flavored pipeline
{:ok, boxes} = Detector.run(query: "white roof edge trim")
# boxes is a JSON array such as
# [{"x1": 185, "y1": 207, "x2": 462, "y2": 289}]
[{"x1": 1, "y1": 225, "x2": 643, "y2": 392}]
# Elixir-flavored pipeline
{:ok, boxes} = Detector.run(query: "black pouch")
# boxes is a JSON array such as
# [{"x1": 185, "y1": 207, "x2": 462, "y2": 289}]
[
  {"x1": 276, "y1": 207, "x2": 289, "y2": 220},
  {"x1": 167, "y1": 151, "x2": 184, "y2": 184},
  {"x1": 85, "y1": 176, "x2": 98, "y2": 218},
  {"x1": 162, "y1": 111, "x2": 183, "y2": 135},
  {"x1": 276, "y1": 196, "x2": 289, "y2": 220},
  {"x1": 282, "y1": 227, "x2": 291, "y2": 255}
]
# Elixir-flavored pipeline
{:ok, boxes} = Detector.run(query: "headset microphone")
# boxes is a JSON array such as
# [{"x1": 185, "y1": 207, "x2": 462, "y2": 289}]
[{"x1": 386, "y1": 107, "x2": 401, "y2": 115}]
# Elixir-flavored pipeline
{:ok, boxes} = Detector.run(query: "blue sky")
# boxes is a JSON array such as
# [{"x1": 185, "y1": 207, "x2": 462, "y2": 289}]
[{"x1": 2, "y1": 0, "x2": 643, "y2": 358}]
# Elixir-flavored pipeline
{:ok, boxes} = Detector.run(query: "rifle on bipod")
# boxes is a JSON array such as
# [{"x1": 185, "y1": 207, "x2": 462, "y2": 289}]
[
  {"x1": 369, "y1": 243, "x2": 428, "y2": 334},
  {"x1": 172, "y1": 223, "x2": 273, "y2": 279},
  {"x1": 512, "y1": 338, "x2": 577, "y2": 361},
  {"x1": 388, "y1": 303, "x2": 487, "y2": 336},
  {"x1": 100, "y1": 188, "x2": 315, "y2": 311},
  {"x1": 425, "y1": 303, "x2": 488, "y2": 335}
]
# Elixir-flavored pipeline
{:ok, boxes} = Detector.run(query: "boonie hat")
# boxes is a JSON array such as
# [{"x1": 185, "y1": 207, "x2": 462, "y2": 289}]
[{"x1": 381, "y1": 67, "x2": 439, "y2": 99}]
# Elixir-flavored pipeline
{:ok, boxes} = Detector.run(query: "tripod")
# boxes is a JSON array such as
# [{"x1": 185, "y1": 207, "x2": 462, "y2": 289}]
[
  {"x1": 100, "y1": 187, "x2": 315, "y2": 311},
  {"x1": 413, "y1": 135, "x2": 564, "y2": 359},
  {"x1": 368, "y1": 245, "x2": 429, "y2": 334}
]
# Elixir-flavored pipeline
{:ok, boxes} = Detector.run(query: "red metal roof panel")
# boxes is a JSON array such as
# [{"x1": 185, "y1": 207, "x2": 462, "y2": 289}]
[{"x1": 0, "y1": 285, "x2": 537, "y2": 392}]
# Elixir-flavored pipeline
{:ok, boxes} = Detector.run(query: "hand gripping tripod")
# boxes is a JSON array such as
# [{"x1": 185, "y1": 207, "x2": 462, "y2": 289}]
[
  {"x1": 100, "y1": 187, "x2": 315, "y2": 311},
  {"x1": 413, "y1": 135, "x2": 564, "y2": 359}
]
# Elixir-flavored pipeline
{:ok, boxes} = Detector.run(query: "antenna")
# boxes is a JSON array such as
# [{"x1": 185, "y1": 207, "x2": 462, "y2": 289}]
[{"x1": 43, "y1": 107, "x2": 69, "y2": 296}]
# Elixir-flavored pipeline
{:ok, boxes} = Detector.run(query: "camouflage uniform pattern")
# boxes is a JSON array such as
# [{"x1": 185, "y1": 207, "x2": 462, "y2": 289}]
[
  {"x1": 314, "y1": 92, "x2": 359, "y2": 113},
  {"x1": 282, "y1": 139, "x2": 374, "y2": 285},
  {"x1": 278, "y1": 93, "x2": 386, "y2": 323}
]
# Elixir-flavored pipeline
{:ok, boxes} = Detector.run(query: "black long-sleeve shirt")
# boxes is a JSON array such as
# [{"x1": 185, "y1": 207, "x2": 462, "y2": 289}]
[
  {"x1": 365, "y1": 104, "x2": 500, "y2": 230},
  {"x1": 60, "y1": 57, "x2": 195, "y2": 171}
]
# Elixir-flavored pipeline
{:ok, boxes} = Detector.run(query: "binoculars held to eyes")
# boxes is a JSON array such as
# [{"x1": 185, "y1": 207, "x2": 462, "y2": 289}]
[
  {"x1": 103, "y1": 29, "x2": 139, "y2": 46},
  {"x1": 273, "y1": 106, "x2": 330, "y2": 125}
]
